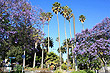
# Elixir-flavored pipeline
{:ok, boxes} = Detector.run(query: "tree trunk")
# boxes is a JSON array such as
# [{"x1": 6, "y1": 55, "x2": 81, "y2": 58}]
[
  {"x1": 33, "y1": 52, "x2": 36, "y2": 68},
  {"x1": 69, "y1": 21, "x2": 75, "y2": 69},
  {"x1": 104, "y1": 63, "x2": 108, "y2": 73},
  {"x1": 64, "y1": 18, "x2": 69, "y2": 70},
  {"x1": 57, "y1": 14, "x2": 61, "y2": 70},
  {"x1": 33, "y1": 43, "x2": 37, "y2": 68},
  {"x1": 41, "y1": 24, "x2": 44, "y2": 68},
  {"x1": 48, "y1": 21, "x2": 49, "y2": 53},
  {"x1": 23, "y1": 51, "x2": 25, "y2": 68},
  {"x1": 41, "y1": 48, "x2": 44, "y2": 68},
  {"x1": 73, "y1": 13, "x2": 77, "y2": 70},
  {"x1": 82, "y1": 23, "x2": 84, "y2": 30}
]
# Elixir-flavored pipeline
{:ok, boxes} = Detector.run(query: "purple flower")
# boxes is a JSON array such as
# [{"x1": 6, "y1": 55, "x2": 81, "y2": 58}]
[{"x1": 71, "y1": 56, "x2": 73, "y2": 58}]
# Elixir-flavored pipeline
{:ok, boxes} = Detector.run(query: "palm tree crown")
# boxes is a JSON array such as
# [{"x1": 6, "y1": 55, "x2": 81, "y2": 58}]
[
  {"x1": 46, "y1": 12, "x2": 53, "y2": 21},
  {"x1": 52, "y1": 2, "x2": 61, "y2": 14},
  {"x1": 40, "y1": 12, "x2": 47, "y2": 22},
  {"x1": 60, "y1": 5, "x2": 72, "y2": 18},
  {"x1": 79, "y1": 15, "x2": 86, "y2": 23}
]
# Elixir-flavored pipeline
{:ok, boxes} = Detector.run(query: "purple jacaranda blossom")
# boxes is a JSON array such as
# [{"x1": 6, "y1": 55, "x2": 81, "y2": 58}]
[
  {"x1": 0, "y1": 17, "x2": 2, "y2": 19},
  {"x1": 16, "y1": 62, "x2": 19, "y2": 65},
  {"x1": 71, "y1": 56, "x2": 73, "y2": 58}
]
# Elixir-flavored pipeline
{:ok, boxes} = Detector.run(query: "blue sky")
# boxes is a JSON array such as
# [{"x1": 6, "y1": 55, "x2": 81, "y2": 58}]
[{"x1": 29, "y1": 0, "x2": 110, "y2": 61}]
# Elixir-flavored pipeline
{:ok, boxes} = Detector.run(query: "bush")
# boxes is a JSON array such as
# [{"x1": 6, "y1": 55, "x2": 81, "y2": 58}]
[
  {"x1": 61, "y1": 64, "x2": 67, "y2": 70},
  {"x1": 71, "y1": 70, "x2": 95, "y2": 73},
  {"x1": 71, "y1": 70, "x2": 86, "y2": 73},
  {"x1": 86, "y1": 69, "x2": 95, "y2": 73},
  {"x1": 14, "y1": 64, "x2": 22, "y2": 72},
  {"x1": 54, "y1": 69, "x2": 66, "y2": 73}
]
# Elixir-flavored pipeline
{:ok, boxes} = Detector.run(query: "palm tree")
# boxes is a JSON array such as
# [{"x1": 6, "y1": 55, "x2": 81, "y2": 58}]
[
  {"x1": 79, "y1": 15, "x2": 86, "y2": 30},
  {"x1": 52, "y1": 2, "x2": 62, "y2": 69},
  {"x1": 57, "y1": 46, "x2": 66, "y2": 61},
  {"x1": 72, "y1": 13, "x2": 77, "y2": 71},
  {"x1": 32, "y1": 29, "x2": 43, "y2": 68},
  {"x1": 46, "y1": 12, "x2": 53, "y2": 53},
  {"x1": 39, "y1": 12, "x2": 47, "y2": 68},
  {"x1": 44, "y1": 37, "x2": 54, "y2": 51},
  {"x1": 60, "y1": 5, "x2": 72, "y2": 70},
  {"x1": 66, "y1": 9, "x2": 75, "y2": 69}
]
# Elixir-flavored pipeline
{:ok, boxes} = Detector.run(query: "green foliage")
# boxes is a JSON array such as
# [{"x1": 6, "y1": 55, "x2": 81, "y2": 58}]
[
  {"x1": 14, "y1": 64, "x2": 22, "y2": 72},
  {"x1": 86, "y1": 69, "x2": 95, "y2": 73},
  {"x1": 54, "y1": 69, "x2": 66, "y2": 73},
  {"x1": 61, "y1": 64, "x2": 67, "y2": 70},
  {"x1": 45, "y1": 52, "x2": 60, "y2": 67},
  {"x1": 6, "y1": 46, "x2": 23, "y2": 63},
  {"x1": 71, "y1": 70, "x2": 86, "y2": 73},
  {"x1": 76, "y1": 54, "x2": 101, "y2": 70},
  {"x1": 71, "y1": 70, "x2": 95, "y2": 73},
  {"x1": 79, "y1": 15, "x2": 86, "y2": 23},
  {"x1": 44, "y1": 37, "x2": 54, "y2": 51}
]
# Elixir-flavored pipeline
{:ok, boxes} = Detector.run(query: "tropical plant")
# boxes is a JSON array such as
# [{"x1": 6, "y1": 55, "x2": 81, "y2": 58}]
[
  {"x1": 45, "y1": 52, "x2": 60, "y2": 68},
  {"x1": 40, "y1": 12, "x2": 47, "y2": 68},
  {"x1": 61, "y1": 63, "x2": 67, "y2": 70},
  {"x1": 57, "y1": 46, "x2": 66, "y2": 62},
  {"x1": 79, "y1": 15, "x2": 86, "y2": 30},
  {"x1": 52, "y1": 2, "x2": 62, "y2": 69},
  {"x1": 61, "y1": 6, "x2": 72, "y2": 69},
  {"x1": 60, "y1": 5, "x2": 70, "y2": 70},
  {"x1": 43, "y1": 37, "x2": 54, "y2": 51},
  {"x1": 66, "y1": 11, "x2": 75, "y2": 69},
  {"x1": 46, "y1": 12, "x2": 53, "y2": 53}
]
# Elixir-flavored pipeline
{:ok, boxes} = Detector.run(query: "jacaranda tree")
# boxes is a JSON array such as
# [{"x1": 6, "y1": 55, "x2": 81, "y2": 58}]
[
  {"x1": 74, "y1": 17, "x2": 110, "y2": 72},
  {"x1": 0, "y1": 0, "x2": 44, "y2": 67}
]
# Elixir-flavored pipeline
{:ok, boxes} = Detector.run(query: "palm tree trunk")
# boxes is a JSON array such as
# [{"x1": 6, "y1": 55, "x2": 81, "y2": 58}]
[
  {"x1": 57, "y1": 14, "x2": 61, "y2": 70},
  {"x1": 73, "y1": 13, "x2": 77, "y2": 70},
  {"x1": 33, "y1": 43, "x2": 37, "y2": 68},
  {"x1": 69, "y1": 21, "x2": 74, "y2": 69},
  {"x1": 23, "y1": 50, "x2": 25, "y2": 68},
  {"x1": 82, "y1": 23, "x2": 84, "y2": 30},
  {"x1": 41, "y1": 47, "x2": 44, "y2": 68},
  {"x1": 48, "y1": 21, "x2": 49, "y2": 53},
  {"x1": 69, "y1": 22, "x2": 72, "y2": 38},
  {"x1": 41, "y1": 24, "x2": 44, "y2": 68},
  {"x1": 33, "y1": 52, "x2": 36, "y2": 68},
  {"x1": 64, "y1": 18, "x2": 69, "y2": 70}
]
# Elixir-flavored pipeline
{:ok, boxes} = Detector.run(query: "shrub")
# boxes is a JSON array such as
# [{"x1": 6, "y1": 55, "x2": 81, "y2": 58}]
[
  {"x1": 61, "y1": 64, "x2": 67, "y2": 70},
  {"x1": 71, "y1": 70, "x2": 95, "y2": 73},
  {"x1": 86, "y1": 69, "x2": 95, "y2": 73},
  {"x1": 71, "y1": 70, "x2": 86, "y2": 73},
  {"x1": 14, "y1": 64, "x2": 22, "y2": 72},
  {"x1": 54, "y1": 69, "x2": 66, "y2": 73}
]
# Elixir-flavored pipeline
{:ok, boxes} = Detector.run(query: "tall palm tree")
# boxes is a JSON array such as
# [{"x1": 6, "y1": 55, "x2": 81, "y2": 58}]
[
  {"x1": 79, "y1": 15, "x2": 86, "y2": 30},
  {"x1": 33, "y1": 29, "x2": 43, "y2": 68},
  {"x1": 66, "y1": 9, "x2": 75, "y2": 69},
  {"x1": 39, "y1": 12, "x2": 47, "y2": 68},
  {"x1": 72, "y1": 13, "x2": 77, "y2": 71},
  {"x1": 60, "y1": 5, "x2": 71, "y2": 70},
  {"x1": 46, "y1": 12, "x2": 53, "y2": 53},
  {"x1": 52, "y1": 2, "x2": 62, "y2": 70}
]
